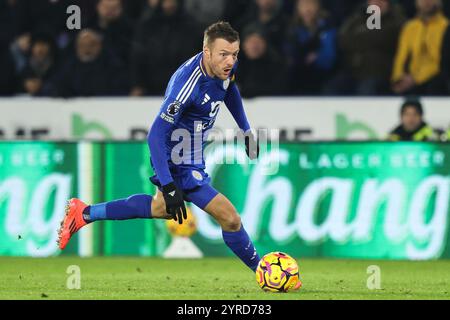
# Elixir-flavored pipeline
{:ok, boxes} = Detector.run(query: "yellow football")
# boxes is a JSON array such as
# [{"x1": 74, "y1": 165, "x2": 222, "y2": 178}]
[{"x1": 166, "y1": 206, "x2": 197, "y2": 238}]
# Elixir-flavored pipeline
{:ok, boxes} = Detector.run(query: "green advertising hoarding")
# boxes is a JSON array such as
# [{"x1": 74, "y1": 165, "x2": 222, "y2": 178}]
[
  {"x1": 101, "y1": 143, "x2": 170, "y2": 256},
  {"x1": 0, "y1": 142, "x2": 449, "y2": 259},
  {"x1": 0, "y1": 142, "x2": 80, "y2": 256},
  {"x1": 0, "y1": 142, "x2": 104, "y2": 257},
  {"x1": 195, "y1": 142, "x2": 450, "y2": 260}
]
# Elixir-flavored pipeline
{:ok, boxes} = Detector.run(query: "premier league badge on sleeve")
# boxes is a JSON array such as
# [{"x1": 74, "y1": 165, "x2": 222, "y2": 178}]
[{"x1": 167, "y1": 101, "x2": 182, "y2": 116}]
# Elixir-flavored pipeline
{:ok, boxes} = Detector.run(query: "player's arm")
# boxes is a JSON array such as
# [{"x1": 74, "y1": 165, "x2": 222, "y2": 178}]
[
  {"x1": 224, "y1": 82, "x2": 259, "y2": 159},
  {"x1": 148, "y1": 113, "x2": 175, "y2": 186},
  {"x1": 147, "y1": 97, "x2": 188, "y2": 224}
]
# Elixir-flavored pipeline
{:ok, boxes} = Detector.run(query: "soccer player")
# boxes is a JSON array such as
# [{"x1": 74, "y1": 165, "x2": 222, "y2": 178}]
[{"x1": 57, "y1": 22, "x2": 262, "y2": 273}]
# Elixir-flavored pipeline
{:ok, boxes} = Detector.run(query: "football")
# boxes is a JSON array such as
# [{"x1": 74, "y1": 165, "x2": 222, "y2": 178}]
[
  {"x1": 256, "y1": 252, "x2": 302, "y2": 293},
  {"x1": 166, "y1": 206, "x2": 197, "y2": 237}
]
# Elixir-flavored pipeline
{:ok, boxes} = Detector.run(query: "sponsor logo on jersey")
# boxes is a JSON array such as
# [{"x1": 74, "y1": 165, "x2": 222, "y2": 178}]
[
  {"x1": 209, "y1": 101, "x2": 221, "y2": 117},
  {"x1": 201, "y1": 94, "x2": 211, "y2": 105}
]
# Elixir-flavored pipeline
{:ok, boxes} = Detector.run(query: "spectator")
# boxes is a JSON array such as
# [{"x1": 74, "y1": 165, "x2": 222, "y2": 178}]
[
  {"x1": 237, "y1": 25, "x2": 288, "y2": 97},
  {"x1": 387, "y1": 98, "x2": 438, "y2": 141},
  {"x1": 392, "y1": 0, "x2": 449, "y2": 96},
  {"x1": 130, "y1": 0, "x2": 201, "y2": 96},
  {"x1": 2, "y1": 0, "x2": 450, "y2": 98},
  {"x1": 55, "y1": 29, "x2": 129, "y2": 97},
  {"x1": 237, "y1": 0, "x2": 288, "y2": 54},
  {"x1": 184, "y1": 0, "x2": 226, "y2": 29},
  {"x1": 397, "y1": 0, "x2": 450, "y2": 18},
  {"x1": 14, "y1": 0, "x2": 80, "y2": 53},
  {"x1": 285, "y1": 0, "x2": 337, "y2": 95},
  {"x1": 9, "y1": 32, "x2": 30, "y2": 74},
  {"x1": 87, "y1": 0, "x2": 134, "y2": 64},
  {"x1": 325, "y1": 0, "x2": 405, "y2": 95},
  {"x1": 19, "y1": 33, "x2": 58, "y2": 96}
]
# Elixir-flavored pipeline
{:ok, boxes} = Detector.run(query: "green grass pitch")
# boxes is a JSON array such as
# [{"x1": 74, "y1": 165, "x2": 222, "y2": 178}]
[{"x1": 0, "y1": 257, "x2": 449, "y2": 300}]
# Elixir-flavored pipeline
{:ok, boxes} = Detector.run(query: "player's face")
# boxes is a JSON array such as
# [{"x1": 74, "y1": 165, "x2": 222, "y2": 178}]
[{"x1": 205, "y1": 38, "x2": 240, "y2": 80}]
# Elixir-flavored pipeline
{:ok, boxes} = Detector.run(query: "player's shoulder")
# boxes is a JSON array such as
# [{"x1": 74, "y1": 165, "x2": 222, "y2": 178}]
[
  {"x1": 167, "y1": 53, "x2": 204, "y2": 103},
  {"x1": 174, "y1": 53, "x2": 203, "y2": 82}
]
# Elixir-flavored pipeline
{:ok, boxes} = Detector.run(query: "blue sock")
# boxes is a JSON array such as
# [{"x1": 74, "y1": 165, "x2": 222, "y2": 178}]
[
  {"x1": 222, "y1": 225, "x2": 260, "y2": 272},
  {"x1": 84, "y1": 194, "x2": 152, "y2": 222}
]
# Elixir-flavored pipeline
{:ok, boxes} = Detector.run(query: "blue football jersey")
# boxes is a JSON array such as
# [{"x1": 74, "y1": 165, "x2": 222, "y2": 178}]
[{"x1": 155, "y1": 52, "x2": 237, "y2": 168}]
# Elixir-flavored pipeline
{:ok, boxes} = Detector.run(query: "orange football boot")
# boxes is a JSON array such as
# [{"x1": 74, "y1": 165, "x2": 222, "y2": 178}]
[{"x1": 57, "y1": 198, "x2": 89, "y2": 250}]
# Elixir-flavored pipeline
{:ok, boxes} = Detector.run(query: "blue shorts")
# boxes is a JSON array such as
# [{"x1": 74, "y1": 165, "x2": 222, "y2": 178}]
[{"x1": 150, "y1": 166, "x2": 219, "y2": 210}]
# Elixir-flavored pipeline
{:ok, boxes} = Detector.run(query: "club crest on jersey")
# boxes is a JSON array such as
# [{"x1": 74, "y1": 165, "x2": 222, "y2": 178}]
[
  {"x1": 223, "y1": 78, "x2": 230, "y2": 90},
  {"x1": 167, "y1": 101, "x2": 181, "y2": 116}
]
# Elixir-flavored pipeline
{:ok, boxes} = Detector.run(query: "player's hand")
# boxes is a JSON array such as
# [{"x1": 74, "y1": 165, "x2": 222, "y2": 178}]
[
  {"x1": 245, "y1": 131, "x2": 259, "y2": 160},
  {"x1": 162, "y1": 182, "x2": 187, "y2": 224}
]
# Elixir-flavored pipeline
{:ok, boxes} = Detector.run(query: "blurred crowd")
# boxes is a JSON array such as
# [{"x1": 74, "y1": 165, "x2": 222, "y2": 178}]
[{"x1": 1, "y1": 0, "x2": 450, "y2": 98}]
